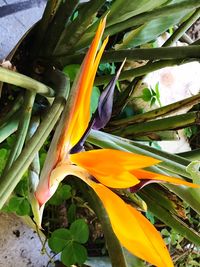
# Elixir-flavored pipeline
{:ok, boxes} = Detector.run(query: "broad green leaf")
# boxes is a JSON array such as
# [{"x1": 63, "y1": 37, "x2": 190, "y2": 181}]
[
  {"x1": 141, "y1": 88, "x2": 152, "y2": 102},
  {"x1": 14, "y1": 179, "x2": 28, "y2": 197},
  {"x1": 90, "y1": 86, "x2": 100, "y2": 115},
  {"x1": 115, "y1": 10, "x2": 191, "y2": 48},
  {"x1": 7, "y1": 196, "x2": 30, "y2": 216},
  {"x1": 61, "y1": 242, "x2": 87, "y2": 266},
  {"x1": 63, "y1": 64, "x2": 80, "y2": 81},
  {"x1": 186, "y1": 161, "x2": 200, "y2": 185},
  {"x1": 48, "y1": 183, "x2": 72, "y2": 205},
  {"x1": 70, "y1": 219, "x2": 89, "y2": 244},
  {"x1": 107, "y1": 0, "x2": 169, "y2": 26},
  {"x1": 48, "y1": 228, "x2": 72, "y2": 253},
  {"x1": 54, "y1": 0, "x2": 106, "y2": 55}
]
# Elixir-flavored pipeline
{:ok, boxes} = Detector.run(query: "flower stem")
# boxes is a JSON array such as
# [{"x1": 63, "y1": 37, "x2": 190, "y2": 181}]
[
  {"x1": 94, "y1": 58, "x2": 193, "y2": 86},
  {"x1": 52, "y1": 45, "x2": 200, "y2": 67},
  {"x1": 0, "y1": 67, "x2": 54, "y2": 97},
  {"x1": 112, "y1": 112, "x2": 200, "y2": 138},
  {"x1": 2, "y1": 91, "x2": 36, "y2": 174},
  {"x1": 163, "y1": 8, "x2": 200, "y2": 47},
  {"x1": 111, "y1": 92, "x2": 200, "y2": 126},
  {"x1": 0, "y1": 94, "x2": 67, "y2": 209}
]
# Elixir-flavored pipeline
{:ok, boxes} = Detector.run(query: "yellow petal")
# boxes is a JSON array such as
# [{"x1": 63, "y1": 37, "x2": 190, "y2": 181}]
[
  {"x1": 92, "y1": 183, "x2": 174, "y2": 267},
  {"x1": 132, "y1": 169, "x2": 200, "y2": 188},
  {"x1": 60, "y1": 17, "x2": 108, "y2": 152},
  {"x1": 70, "y1": 149, "x2": 160, "y2": 188}
]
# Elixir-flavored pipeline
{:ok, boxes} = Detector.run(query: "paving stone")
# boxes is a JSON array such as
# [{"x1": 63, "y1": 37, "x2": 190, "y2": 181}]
[{"x1": 0, "y1": 0, "x2": 46, "y2": 59}]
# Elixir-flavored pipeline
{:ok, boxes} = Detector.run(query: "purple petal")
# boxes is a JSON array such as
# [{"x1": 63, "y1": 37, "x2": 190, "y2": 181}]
[
  {"x1": 70, "y1": 119, "x2": 95, "y2": 154},
  {"x1": 70, "y1": 60, "x2": 125, "y2": 154},
  {"x1": 93, "y1": 59, "x2": 126, "y2": 130}
]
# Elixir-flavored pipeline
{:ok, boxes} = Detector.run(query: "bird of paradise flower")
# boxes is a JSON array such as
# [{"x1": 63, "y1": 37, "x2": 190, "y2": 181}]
[{"x1": 31, "y1": 17, "x2": 199, "y2": 267}]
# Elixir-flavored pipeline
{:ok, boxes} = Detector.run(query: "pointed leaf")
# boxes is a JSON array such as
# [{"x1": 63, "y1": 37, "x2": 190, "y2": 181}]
[
  {"x1": 107, "y1": 0, "x2": 169, "y2": 26},
  {"x1": 115, "y1": 10, "x2": 190, "y2": 48}
]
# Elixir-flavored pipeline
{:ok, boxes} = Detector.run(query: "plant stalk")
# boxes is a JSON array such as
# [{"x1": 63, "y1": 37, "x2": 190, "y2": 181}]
[
  {"x1": 163, "y1": 8, "x2": 200, "y2": 47},
  {"x1": 0, "y1": 67, "x2": 55, "y2": 97},
  {"x1": 96, "y1": 58, "x2": 197, "y2": 85},
  {"x1": 0, "y1": 94, "x2": 67, "y2": 209},
  {"x1": 111, "y1": 92, "x2": 200, "y2": 126},
  {"x1": 112, "y1": 112, "x2": 200, "y2": 138},
  {"x1": 2, "y1": 91, "x2": 36, "y2": 174}
]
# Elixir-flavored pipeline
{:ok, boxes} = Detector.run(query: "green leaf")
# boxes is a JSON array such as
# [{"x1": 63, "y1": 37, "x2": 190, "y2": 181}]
[
  {"x1": 0, "y1": 148, "x2": 8, "y2": 174},
  {"x1": 48, "y1": 228, "x2": 72, "y2": 253},
  {"x1": 155, "y1": 82, "x2": 160, "y2": 97},
  {"x1": 90, "y1": 86, "x2": 100, "y2": 115},
  {"x1": 146, "y1": 211, "x2": 155, "y2": 224},
  {"x1": 115, "y1": 10, "x2": 190, "y2": 48},
  {"x1": 186, "y1": 161, "x2": 200, "y2": 185},
  {"x1": 141, "y1": 88, "x2": 152, "y2": 101},
  {"x1": 48, "y1": 183, "x2": 72, "y2": 205},
  {"x1": 107, "y1": 0, "x2": 169, "y2": 26},
  {"x1": 63, "y1": 64, "x2": 80, "y2": 81},
  {"x1": 99, "y1": 62, "x2": 116, "y2": 75},
  {"x1": 61, "y1": 242, "x2": 87, "y2": 266},
  {"x1": 67, "y1": 203, "x2": 77, "y2": 223},
  {"x1": 14, "y1": 179, "x2": 28, "y2": 197},
  {"x1": 150, "y1": 97, "x2": 156, "y2": 107},
  {"x1": 70, "y1": 219, "x2": 89, "y2": 244},
  {"x1": 7, "y1": 196, "x2": 30, "y2": 216}
]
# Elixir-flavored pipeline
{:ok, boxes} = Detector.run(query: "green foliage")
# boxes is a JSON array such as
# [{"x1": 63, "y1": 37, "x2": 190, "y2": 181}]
[
  {"x1": 1, "y1": 0, "x2": 200, "y2": 266},
  {"x1": 107, "y1": 0, "x2": 168, "y2": 26},
  {"x1": 63, "y1": 64, "x2": 80, "y2": 81},
  {"x1": 48, "y1": 183, "x2": 72, "y2": 206},
  {"x1": 98, "y1": 62, "x2": 116, "y2": 75},
  {"x1": 3, "y1": 179, "x2": 31, "y2": 216},
  {"x1": 138, "y1": 82, "x2": 161, "y2": 107},
  {"x1": 70, "y1": 218, "x2": 89, "y2": 243},
  {"x1": 115, "y1": 9, "x2": 190, "y2": 48},
  {"x1": 186, "y1": 161, "x2": 200, "y2": 185},
  {"x1": 48, "y1": 219, "x2": 89, "y2": 266},
  {"x1": 161, "y1": 228, "x2": 184, "y2": 249},
  {"x1": 184, "y1": 126, "x2": 198, "y2": 139},
  {"x1": 91, "y1": 86, "x2": 100, "y2": 115},
  {"x1": 0, "y1": 148, "x2": 8, "y2": 175},
  {"x1": 67, "y1": 203, "x2": 77, "y2": 223},
  {"x1": 4, "y1": 196, "x2": 30, "y2": 216}
]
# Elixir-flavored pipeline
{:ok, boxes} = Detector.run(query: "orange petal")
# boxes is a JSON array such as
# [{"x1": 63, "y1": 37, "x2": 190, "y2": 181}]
[
  {"x1": 91, "y1": 183, "x2": 174, "y2": 267},
  {"x1": 70, "y1": 149, "x2": 160, "y2": 188},
  {"x1": 60, "y1": 18, "x2": 108, "y2": 153},
  {"x1": 132, "y1": 169, "x2": 200, "y2": 188}
]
